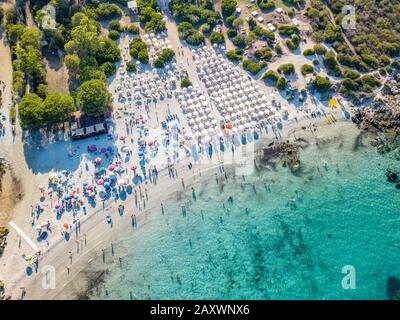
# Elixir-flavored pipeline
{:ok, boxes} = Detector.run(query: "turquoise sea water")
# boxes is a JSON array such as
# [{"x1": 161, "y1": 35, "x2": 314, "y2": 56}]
[{"x1": 89, "y1": 124, "x2": 400, "y2": 300}]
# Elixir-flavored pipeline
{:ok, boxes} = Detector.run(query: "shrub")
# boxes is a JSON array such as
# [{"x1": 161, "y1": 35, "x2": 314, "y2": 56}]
[
  {"x1": 257, "y1": 0, "x2": 275, "y2": 12},
  {"x1": 137, "y1": 49, "x2": 149, "y2": 64},
  {"x1": 274, "y1": 43, "x2": 282, "y2": 54},
  {"x1": 210, "y1": 31, "x2": 225, "y2": 44},
  {"x1": 276, "y1": 77, "x2": 287, "y2": 89},
  {"x1": 255, "y1": 47, "x2": 272, "y2": 60},
  {"x1": 301, "y1": 64, "x2": 314, "y2": 75},
  {"x1": 181, "y1": 77, "x2": 192, "y2": 88},
  {"x1": 303, "y1": 48, "x2": 315, "y2": 56},
  {"x1": 101, "y1": 62, "x2": 117, "y2": 77},
  {"x1": 221, "y1": 0, "x2": 237, "y2": 17},
  {"x1": 312, "y1": 76, "x2": 331, "y2": 92},
  {"x1": 108, "y1": 30, "x2": 120, "y2": 40},
  {"x1": 227, "y1": 28, "x2": 237, "y2": 38},
  {"x1": 313, "y1": 44, "x2": 327, "y2": 55},
  {"x1": 243, "y1": 59, "x2": 267, "y2": 75},
  {"x1": 277, "y1": 63, "x2": 295, "y2": 75},
  {"x1": 126, "y1": 61, "x2": 137, "y2": 72},
  {"x1": 262, "y1": 70, "x2": 279, "y2": 83},
  {"x1": 126, "y1": 24, "x2": 140, "y2": 34},
  {"x1": 109, "y1": 20, "x2": 121, "y2": 32},
  {"x1": 278, "y1": 25, "x2": 299, "y2": 36},
  {"x1": 226, "y1": 50, "x2": 241, "y2": 61}
]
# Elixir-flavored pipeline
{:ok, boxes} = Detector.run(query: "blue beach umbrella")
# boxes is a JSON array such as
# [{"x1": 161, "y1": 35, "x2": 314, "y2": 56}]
[
  {"x1": 208, "y1": 144, "x2": 213, "y2": 157},
  {"x1": 253, "y1": 131, "x2": 259, "y2": 140}
]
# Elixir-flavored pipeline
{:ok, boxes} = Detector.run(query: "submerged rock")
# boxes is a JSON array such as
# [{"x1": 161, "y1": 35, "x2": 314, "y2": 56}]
[
  {"x1": 386, "y1": 170, "x2": 399, "y2": 183},
  {"x1": 256, "y1": 141, "x2": 301, "y2": 172}
]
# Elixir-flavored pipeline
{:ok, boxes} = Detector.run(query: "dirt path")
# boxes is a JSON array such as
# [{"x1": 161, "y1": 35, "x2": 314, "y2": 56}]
[
  {"x1": 24, "y1": 0, "x2": 36, "y2": 27},
  {"x1": 322, "y1": 0, "x2": 356, "y2": 55}
]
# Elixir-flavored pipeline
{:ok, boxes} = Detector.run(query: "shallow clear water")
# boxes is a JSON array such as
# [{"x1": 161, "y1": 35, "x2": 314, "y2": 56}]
[{"x1": 89, "y1": 124, "x2": 400, "y2": 300}]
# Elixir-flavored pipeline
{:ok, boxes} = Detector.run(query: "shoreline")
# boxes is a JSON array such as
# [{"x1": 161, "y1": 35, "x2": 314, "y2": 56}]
[{"x1": 5, "y1": 110, "x2": 351, "y2": 300}]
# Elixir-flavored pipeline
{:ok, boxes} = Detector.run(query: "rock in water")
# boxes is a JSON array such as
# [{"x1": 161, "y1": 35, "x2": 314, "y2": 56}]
[{"x1": 386, "y1": 170, "x2": 398, "y2": 183}]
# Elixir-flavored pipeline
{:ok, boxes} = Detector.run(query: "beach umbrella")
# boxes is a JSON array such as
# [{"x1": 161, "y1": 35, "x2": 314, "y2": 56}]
[
  {"x1": 64, "y1": 195, "x2": 71, "y2": 201},
  {"x1": 108, "y1": 165, "x2": 116, "y2": 171},
  {"x1": 89, "y1": 144, "x2": 97, "y2": 152},
  {"x1": 99, "y1": 167, "x2": 106, "y2": 174},
  {"x1": 94, "y1": 157, "x2": 102, "y2": 164},
  {"x1": 130, "y1": 164, "x2": 138, "y2": 171},
  {"x1": 104, "y1": 182, "x2": 111, "y2": 189},
  {"x1": 54, "y1": 202, "x2": 60, "y2": 209}
]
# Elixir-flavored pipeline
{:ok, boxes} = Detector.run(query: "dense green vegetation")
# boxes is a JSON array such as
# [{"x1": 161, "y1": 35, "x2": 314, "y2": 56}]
[
  {"x1": 221, "y1": 0, "x2": 237, "y2": 17},
  {"x1": 305, "y1": 0, "x2": 399, "y2": 74},
  {"x1": 226, "y1": 48, "x2": 243, "y2": 61},
  {"x1": 210, "y1": 31, "x2": 225, "y2": 44},
  {"x1": 312, "y1": 75, "x2": 331, "y2": 92},
  {"x1": 137, "y1": 0, "x2": 166, "y2": 33},
  {"x1": 180, "y1": 77, "x2": 192, "y2": 88},
  {"x1": 277, "y1": 63, "x2": 296, "y2": 75},
  {"x1": 129, "y1": 38, "x2": 149, "y2": 64},
  {"x1": 170, "y1": 0, "x2": 221, "y2": 45},
  {"x1": 3, "y1": 1, "x2": 123, "y2": 128},
  {"x1": 255, "y1": 47, "x2": 273, "y2": 60},
  {"x1": 154, "y1": 48, "x2": 176, "y2": 68},
  {"x1": 243, "y1": 59, "x2": 267, "y2": 75},
  {"x1": 262, "y1": 69, "x2": 280, "y2": 83},
  {"x1": 257, "y1": 0, "x2": 275, "y2": 12},
  {"x1": 286, "y1": 34, "x2": 301, "y2": 51},
  {"x1": 19, "y1": 92, "x2": 76, "y2": 128},
  {"x1": 76, "y1": 80, "x2": 111, "y2": 117},
  {"x1": 301, "y1": 64, "x2": 314, "y2": 75},
  {"x1": 177, "y1": 21, "x2": 205, "y2": 46}
]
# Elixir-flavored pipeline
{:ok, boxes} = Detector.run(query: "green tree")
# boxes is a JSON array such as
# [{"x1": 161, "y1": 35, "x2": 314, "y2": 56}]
[
  {"x1": 181, "y1": 77, "x2": 192, "y2": 88},
  {"x1": 221, "y1": 0, "x2": 237, "y2": 17},
  {"x1": 65, "y1": 54, "x2": 80, "y2": 77},
  {"x1": 210, "y1": 31, "x2": 225, "y2": 44},
  {"x1": 18, "y1": 93, "x2": 44, "y2": 128},
  {"x1": 101, "y1": 62, "x2": 117, "y2": 77},
  {"x1": 42, "y1": 93, "x2": 76, "y2": 124},
  {"x1": 312, "y1": 76, "x2": 331, "y2": 92},
  {"x1": 20, "y1": 28, "x2": 42, "y2": 51},
  {"x1": 76, "y1": 80, "x2": 111, "y2": 117}
]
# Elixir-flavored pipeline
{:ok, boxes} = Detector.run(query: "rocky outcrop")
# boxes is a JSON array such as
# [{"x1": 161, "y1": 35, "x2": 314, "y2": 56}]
[
  {"x1": 351, "y1": 105, "x2": 400, "y2": 153},
  {"x1": 257, "y1": 141, "x2": 301, "y2": 172}
]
